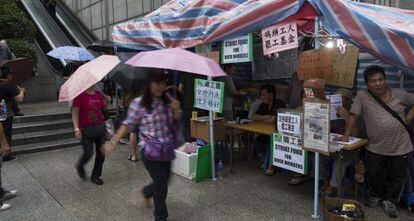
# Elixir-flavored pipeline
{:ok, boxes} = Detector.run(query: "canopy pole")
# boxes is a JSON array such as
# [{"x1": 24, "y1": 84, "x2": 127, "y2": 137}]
[
  {"x1": 208, "y1": 76, "x2": 217, "y2": 181},
  {"x1": 311, "y1": 16, "x2": 321, "y2": 220}
]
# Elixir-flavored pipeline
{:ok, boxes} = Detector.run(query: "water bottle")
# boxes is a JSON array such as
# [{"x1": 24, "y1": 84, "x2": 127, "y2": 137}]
[
  {"x1": 217, "y1": 159, "x2": 224, "y2": 179},
  {"x1": 0, "y1": 99, "x2": 7, "y2": 121}
]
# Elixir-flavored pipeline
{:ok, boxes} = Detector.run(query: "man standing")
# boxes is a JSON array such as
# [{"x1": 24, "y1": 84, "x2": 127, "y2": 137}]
[
  {"x1": 0, "y1": 40, "x2": 24, "y2": 117},
  {"x1": 178, "y1": 72, "x2": 206, "y2": 142},
  {"x1": 0, "y1": 67, "x2": 25, "y2": 162},
  {"x1": 343, "y1": 65, "x2": 414, "y2": 218},
  {"x1": 0, "y1": 121, "x2": 17, "y2": 211},
  {"x1": 216, "y1": 64, "x2": 246, "y2": 120}
]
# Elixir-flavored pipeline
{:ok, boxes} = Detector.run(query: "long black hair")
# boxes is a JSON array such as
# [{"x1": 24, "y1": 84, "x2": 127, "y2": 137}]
[{"x1": 140, "y1": 69, "x2": 171, "y2": 110}]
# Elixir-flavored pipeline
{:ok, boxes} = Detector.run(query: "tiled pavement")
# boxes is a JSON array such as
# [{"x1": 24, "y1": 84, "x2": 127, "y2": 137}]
[{"x1": 1, "y1": 146, "x2": 414, "y2": 221}]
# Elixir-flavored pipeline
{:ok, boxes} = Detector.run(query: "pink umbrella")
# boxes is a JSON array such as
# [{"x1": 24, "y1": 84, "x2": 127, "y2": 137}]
[
  {"x1": 59, "y1": 55, "x2": 121, "y2": 101},
  {"x1": 125, "y1": 48, "x2": 227, "y2": 77}
]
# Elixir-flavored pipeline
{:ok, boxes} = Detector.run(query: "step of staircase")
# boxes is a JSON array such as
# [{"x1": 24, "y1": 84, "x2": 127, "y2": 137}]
[
  {"x1": 11, "y1": 112, "x2": 78, "y2": 155},
  {"x1": 12, "y1": 138, "x2": 80, "y2": 156},
  {"x1": 14, "y1": 112, "x2": 71, "y2": 124},
  {"x1": 12, "y1": 128, "x2": 75, "y2": 146},
  {"x1": 13, "y1": 118, "x2": 73, "y2": 134}
]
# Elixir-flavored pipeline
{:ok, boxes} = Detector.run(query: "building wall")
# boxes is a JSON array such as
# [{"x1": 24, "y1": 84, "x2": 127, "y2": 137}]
[
  {"x1": 64, "y1": 0, "x2": 414, "y2": 41},
  {"x1": 62, "y1": 0, "x2": 169, "y2": 40},
  {"x1": 359, "y1": 0, "x2": 414, "y2": 9}
]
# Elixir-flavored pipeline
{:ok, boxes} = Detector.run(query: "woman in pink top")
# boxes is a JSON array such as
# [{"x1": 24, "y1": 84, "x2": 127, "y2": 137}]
[{"x1": 72, "y1": 85, "x2": 110, "y2": 185}]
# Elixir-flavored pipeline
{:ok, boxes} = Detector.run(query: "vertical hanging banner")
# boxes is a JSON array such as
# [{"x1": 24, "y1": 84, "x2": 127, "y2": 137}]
[
  {"x1": 221, "y1": 33, "x2": 253, "y2": 64},
  {"x1": 261, "y1": 21, "x2": 299, "y2": 55},
  {"x1": 272, "y1": 133, "x2": 308, "y2": 175},
  {"x1": 194, "y1": 79, "x2": 224, "y2": 113}
]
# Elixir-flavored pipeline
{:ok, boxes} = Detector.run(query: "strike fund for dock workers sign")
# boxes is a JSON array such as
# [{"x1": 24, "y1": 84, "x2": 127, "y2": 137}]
[
  {"x1": 272, "y1": 133, "x2": 308, "y2": 175},
  {"x1": 221, "y1": 33, "x2": 253, "y2": 64}
]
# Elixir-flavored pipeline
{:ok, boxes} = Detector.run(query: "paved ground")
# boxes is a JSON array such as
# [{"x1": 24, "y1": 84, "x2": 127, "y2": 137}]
[{"x1": 1, "y1": 146, "x2": 414, "y2": 221}]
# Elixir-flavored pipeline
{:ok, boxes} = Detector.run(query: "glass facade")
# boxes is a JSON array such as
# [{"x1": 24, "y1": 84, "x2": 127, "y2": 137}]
[{"x1": 62, "y1": 0, "x2": 169, "y2": 40}]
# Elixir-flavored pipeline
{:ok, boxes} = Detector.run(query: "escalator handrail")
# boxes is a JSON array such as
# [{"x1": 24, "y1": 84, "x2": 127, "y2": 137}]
[
  {"x1": 34, "y1": 41, "x2": 61, "y2": 76},
  {"x1": 20, "y1": 0, "x2": 72, "y2": 66},
  {"x1": 56, "y1": 1, "x2": 97, "y2": 48}
]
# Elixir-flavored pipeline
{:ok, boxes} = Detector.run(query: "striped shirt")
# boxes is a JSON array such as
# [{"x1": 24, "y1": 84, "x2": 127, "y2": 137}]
[{"x1": 123, "y1": 96, "x2": 173, "y2": 146}]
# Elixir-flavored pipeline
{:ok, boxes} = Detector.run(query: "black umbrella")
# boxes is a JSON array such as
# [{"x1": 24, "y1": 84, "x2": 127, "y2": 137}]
[
  {"x1": 87, "y1": 41, "x2": 139, "y2": 53},
  {"x1": 107, "y1": 64, "x2": 148, "y2": 91}
]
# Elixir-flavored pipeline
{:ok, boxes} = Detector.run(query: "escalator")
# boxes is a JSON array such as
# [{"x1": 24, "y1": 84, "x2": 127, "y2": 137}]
[
  {"x1": 20, "y1": 0, "x2": 97, "y2": 75},
  {"x1": 20, "y1": 0, "x2": 73, "y2": 74},
  {"x1": 56, "y1": 1, "x2": 97, "y2": 48}
]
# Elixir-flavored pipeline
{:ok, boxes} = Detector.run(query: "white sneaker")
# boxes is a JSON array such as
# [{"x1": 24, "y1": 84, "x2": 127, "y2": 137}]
[{"x1": 0, "y1": 203, "x2": 11, "y2": 211}]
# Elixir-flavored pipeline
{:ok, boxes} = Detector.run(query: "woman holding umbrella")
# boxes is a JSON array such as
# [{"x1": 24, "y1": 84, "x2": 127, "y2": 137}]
[
  {"x1": 103, "y1": 70, "x2": 182, "y2": 221},
  {"x1": 72, "y1": 85, "x2": 111, "y2": 185}
]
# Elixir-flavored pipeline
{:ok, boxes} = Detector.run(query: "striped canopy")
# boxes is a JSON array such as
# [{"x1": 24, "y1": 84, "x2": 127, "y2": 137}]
[{"x1": 112, "y1": 0, "x2": 414, "y2": 74}]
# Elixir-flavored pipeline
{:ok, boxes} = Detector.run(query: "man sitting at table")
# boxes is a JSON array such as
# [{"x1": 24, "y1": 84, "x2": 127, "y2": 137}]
[{"x1": 253, "y1": 84, "x2": 286, "y2": 176}]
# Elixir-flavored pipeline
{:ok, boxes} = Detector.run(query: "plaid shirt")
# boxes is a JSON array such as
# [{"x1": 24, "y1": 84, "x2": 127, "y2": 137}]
[{"x1": 123, "y1": 97, "x2": 173, "y2": 146}]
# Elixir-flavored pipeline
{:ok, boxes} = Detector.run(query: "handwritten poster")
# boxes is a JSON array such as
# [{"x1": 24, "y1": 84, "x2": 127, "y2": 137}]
[
  {"x1": 197, "y1": 51, "x2": 220, "y2": 64},
  {"x1": 221, "y1": 33, "x2": 253, "y2": 64},
  {"x1": 194, "y1": 79, "x2": 224, "y2": 113},
  {"x1": 326, "y1": 45, "x2": 359, "y2": 88},
  {"x1": 277, "y1": 113, "x2": 301, "y2": 136},
  {"x1": 297, "y1": 49, "x2": 334, "y2": 80},
  {"x1": 261, "y1": 21, "x2": 299, "y2": 55},
  {"x1": 303, "y1": 99, "x2": 330, "y2": 155},
  {"x1": 272, "y1": 133, "x2": 308, "y2": 174},
  {"x1": 326, "y1": 94, "x2": 343, "y2": 120}
]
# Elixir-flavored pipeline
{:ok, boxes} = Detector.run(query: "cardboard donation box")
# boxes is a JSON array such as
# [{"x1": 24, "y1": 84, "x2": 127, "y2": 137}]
[
  {"x1": 171, "y1": 149, "x2": 198, "y2": 180},
  {"x1": 191, "y1": 117, "x2": 226, "y2": 142}
]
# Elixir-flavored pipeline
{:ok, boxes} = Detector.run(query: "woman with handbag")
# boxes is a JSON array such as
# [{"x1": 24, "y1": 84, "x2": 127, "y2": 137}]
[
  {"x1": 103, "y1": 70, "x2": 182, "y2": 221},
  {"x1": 72, "y1": 85, "x2": 111, "y2": 185}
]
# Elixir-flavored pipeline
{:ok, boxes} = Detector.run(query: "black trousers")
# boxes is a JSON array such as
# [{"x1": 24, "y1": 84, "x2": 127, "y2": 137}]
[
  {"x1": 182, "y1": 109, "x2": 192, "y2": 142},
  {"x1": 78, "y1": 124, "x2": 106, "y2": 177},
  {"x1": 1, "y1": 117, "x2": 13, "y2": 146},
  {"x1": 141, "y1": 151, "x2": 172, "y2": 221},
  {"x1": 9, "y1": 99, "x2": 20, "y2": 114},
  {"x1": 367, "y1": 151, "x2": 410, "y2": 204}
]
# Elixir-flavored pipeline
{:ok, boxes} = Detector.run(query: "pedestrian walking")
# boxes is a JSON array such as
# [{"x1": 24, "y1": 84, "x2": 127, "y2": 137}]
[
  {"x1": 0, "y1": 66, "x2": 25, "y2": 162},
  {"x1": 342, "y1": 65, "x2": 414, "y2": 218},
  {"x1": 72, "y1": 85, "x2": 111, "y2": 185},
  {"x1": 0, "y1": 122, "x2": 17, "y2": 211},
  {"x1": 103, "y1": 70, "x2": 182, "y2": 221}
]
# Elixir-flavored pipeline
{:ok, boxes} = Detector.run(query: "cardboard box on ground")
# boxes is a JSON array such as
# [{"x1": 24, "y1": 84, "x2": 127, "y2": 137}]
[{"x1": 190, "y1": 117, "x2": 227, "y2": 142}]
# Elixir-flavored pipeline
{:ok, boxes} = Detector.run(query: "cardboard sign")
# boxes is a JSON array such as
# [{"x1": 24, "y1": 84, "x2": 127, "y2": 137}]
[
  {"x1": 298, "y1": 49, "x2": 334, "y2": 80},
  {"x1": 326, "y1": 45, "x2": 359, "y2": 88},
  {"x1": 221, "y1": 33, "x2": 253, "y2": 64},
  {"x1": 277, "y1": 113, "x2": 301, "y2": 136},
  {"x1": 197, "y1": 51, "x2": 220, "y2": 63},
  {"x1": 303, "y1": 99, "x2": 330, "y2": 155},
  {"x1": 194, "y1": 79, "x2": 224, "y2": 113},
  {"x1": 272, "y1": 133, "x2": 308, "y2": 175},
  {"x1": 262, "y1": 22, "x2": 299, "y2": 55}
]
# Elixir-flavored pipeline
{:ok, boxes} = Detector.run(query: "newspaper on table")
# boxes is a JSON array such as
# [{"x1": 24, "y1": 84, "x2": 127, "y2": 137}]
[
  {"x1": 329, "y1": 133, "x2": 362, "y2": 152},
  {"x1": 326, "y1": 94, "x2": 343, "y2": 120}
]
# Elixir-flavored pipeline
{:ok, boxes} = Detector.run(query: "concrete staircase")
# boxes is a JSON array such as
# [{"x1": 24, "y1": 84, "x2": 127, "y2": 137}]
[{"x1": 11, "y1": 112, "x2": 80, "y2": 155}]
